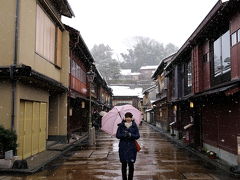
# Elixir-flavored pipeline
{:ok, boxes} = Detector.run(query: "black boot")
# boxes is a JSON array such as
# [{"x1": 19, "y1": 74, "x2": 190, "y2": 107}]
[
  {"x1": 128, "y1": 163, "x2": 134, "y2": 180},
  {"x1": 122, "y1": 162, "x2": 127, "y2": 180}
]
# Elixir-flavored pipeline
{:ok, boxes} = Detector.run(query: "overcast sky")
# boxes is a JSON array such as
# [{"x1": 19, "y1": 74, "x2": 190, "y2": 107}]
[{"x1": 63, "y1": 0, "x2": 218, "y2": 55}]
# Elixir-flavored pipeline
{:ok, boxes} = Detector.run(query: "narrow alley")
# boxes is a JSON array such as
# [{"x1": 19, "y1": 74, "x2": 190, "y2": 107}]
[{"x1": 0, "y1": 123, "x2": 237, "y2": 180}]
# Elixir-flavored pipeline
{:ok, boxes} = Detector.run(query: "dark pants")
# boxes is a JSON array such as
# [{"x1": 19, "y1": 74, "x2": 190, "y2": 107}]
[{"x1": 122, "y1": 162, "x2": 134, "y2": 180}]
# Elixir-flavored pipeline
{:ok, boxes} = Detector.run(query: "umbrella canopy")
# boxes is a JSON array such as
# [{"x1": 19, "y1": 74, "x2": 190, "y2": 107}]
[{"x1": 101, "y1": 104, "x2": 142, "y2": 136}]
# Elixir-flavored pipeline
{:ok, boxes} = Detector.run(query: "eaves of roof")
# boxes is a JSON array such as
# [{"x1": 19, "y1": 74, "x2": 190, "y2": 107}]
[
  {"x1": 151, "y1": 53, "x2": 175, "y2": 79},
  {"x1": 166, "y1": 0, "x2": 226, "y2": 71},
  {"x1": 66, "y1": 25, "x2": 94, "y2": 64},
  {"x1": 60, "y1": 0, "x2": 75, "y2": 17}
]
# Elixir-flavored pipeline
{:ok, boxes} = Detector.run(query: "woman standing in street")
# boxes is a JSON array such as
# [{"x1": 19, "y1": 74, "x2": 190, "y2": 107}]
[{"x1": 116, "y1": 112, "x2": 140, "y2": 180}]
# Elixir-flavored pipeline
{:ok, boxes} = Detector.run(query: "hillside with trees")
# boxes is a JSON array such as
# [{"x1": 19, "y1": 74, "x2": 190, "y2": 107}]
[
  {"x1": 91, "y1": 36, "x2": 178, "y2": 83},
  {"x1": 120, "y1": 37, "x2": 178, "y2": 72}
]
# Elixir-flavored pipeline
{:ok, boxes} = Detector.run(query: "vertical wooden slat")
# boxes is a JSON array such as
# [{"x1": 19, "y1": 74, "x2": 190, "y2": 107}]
[
  {"x1": 45, "y1": 17, "x2": 50, "y2": 60},
  {"x1": 32, "y1": 102, "x2": 40, "y2": 155},
  {"x1": 39, "y1": 103, "x2": 47, "y2": 152},
  {"x1": 40, "y1": 6, "x2": 44, "y2": 55},
  {"x1": 55, "y1": 28, "x2": 62, "y2": 67},
  {"x1": 49, "y1": 22, "x2": 55, "y2": 62},
  {"x1": 18, "y1": 101, "x2": 25, "y2": 159},
  {"x1": 36, "y1": 5, "x2": 40, "y2": 53},
  {"x1": 23, "y1": 101, "x2": 32, "y2": 159}
]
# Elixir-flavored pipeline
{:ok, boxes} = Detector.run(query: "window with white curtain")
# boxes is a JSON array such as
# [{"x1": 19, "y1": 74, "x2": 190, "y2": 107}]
[
  {"x1": 238, "y1": 29, "x2": 240, "y2": 43},
  {"x1": 213, "y1": 30, "x2": 230, "y2": 77},
  {"x1": 231, "y1": 32, "x2": 237, "y2": 46}
]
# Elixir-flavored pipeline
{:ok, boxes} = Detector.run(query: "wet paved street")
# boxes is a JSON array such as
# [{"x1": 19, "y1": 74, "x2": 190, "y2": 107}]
[{"x1": 0, "y1": 124, "x2": 238, "y2": 179}]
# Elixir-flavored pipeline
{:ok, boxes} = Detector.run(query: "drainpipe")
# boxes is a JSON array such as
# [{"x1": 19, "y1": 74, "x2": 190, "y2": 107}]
[{"x1": 11, "y1": 0, "x2": 20, "y2": 130}]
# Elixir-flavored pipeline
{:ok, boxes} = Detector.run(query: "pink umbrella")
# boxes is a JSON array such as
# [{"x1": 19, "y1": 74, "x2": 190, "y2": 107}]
[{"x1": 101, "y1": 104, "x2": 142, "y2": 136}]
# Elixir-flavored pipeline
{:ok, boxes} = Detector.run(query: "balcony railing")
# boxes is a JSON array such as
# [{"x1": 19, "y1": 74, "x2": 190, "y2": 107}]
[
  {"x1": 70, "y1": 75, "x2": 87, "y2": 95},
  {"x1": 156, "y1": 89, "x2": 167, "y2": 100}
]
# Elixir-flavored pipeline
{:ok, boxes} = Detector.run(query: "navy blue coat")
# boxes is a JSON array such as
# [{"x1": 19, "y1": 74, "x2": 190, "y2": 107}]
[{"x1": 116, "y1": 120, "x2": 140, "y2": 163}]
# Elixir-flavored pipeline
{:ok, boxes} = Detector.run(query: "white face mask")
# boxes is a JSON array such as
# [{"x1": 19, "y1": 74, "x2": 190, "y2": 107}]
[{"x1": 125, "y1": 122, "x2": 132, "y2": 128}]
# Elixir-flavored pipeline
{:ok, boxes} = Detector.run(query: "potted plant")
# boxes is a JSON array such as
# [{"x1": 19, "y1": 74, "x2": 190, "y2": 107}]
[
  {"x1": 207, "y1": 150, "x2": 217, "y2": 159},
  {"x1": 0, "y1": 125, "x2": 17, "y2": 158}
]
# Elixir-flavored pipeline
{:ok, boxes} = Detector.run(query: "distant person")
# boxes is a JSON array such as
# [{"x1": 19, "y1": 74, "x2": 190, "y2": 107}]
[
  {"x1": 116, "y1": 112, "x2": 140, "y2": 180},
  {"x1": 92, "y1": 109, "x2": 101, "y2": 130}
]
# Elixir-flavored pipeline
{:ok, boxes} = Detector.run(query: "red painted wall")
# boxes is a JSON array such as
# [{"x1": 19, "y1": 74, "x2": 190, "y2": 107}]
[
  {"x1": 230, "y1": 12, "x2": 240, "y2": 79},
  {"x1": 70, "y1": 75, "x2": 87, "y2": 95},
  {"x1": 202, "y1": 96, "x2": 240, "y2": 154},
  {"x1": 192, "y1": 45, "x2": 203, "y2": 93},
  {"x1": 192, "y1": 41, "x2": 211, "y2": 93},
  {"x1": 201, "y1": 41, "x2": 211, "y2": 90}
]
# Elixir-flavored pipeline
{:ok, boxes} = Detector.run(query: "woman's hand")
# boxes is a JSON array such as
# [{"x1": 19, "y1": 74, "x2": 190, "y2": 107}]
[{"x1": 124, "y1": 130, "x2": 131, "y2": 138}]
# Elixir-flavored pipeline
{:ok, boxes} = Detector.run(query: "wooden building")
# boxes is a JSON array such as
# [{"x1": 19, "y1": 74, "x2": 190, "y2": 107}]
[
  {"x1": 110, "y1": 86, "x2": 142, "y2": 108},
  {"x1": 152, "y1": 54, "x2": 175, "y2": 131},
  {"x1": 166, "y1": 0, "x2": 240, "y2": 165},
  {"x1": 0, "y1": 0, "x2": 74, "y2": 159},
  {"x1": 66, "y1": 25, "x2": 112, "y2": 136},
  {"x1": 66, "y1": 25, "x2": 93, "y2": 135}
]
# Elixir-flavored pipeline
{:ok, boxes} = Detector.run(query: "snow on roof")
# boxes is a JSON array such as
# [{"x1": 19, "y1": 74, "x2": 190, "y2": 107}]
[
  {"x1": 143, "y1": 85, "x2": 157, "y2": 93},
  {"x1": 120, "y1": 69, "x2": 140, "y2": 76},
  {"x1": 120, "y1": 69, "x2": 132, "y2": 75},
  {"x1": 131, "y1": 72, "x2": 141, "y2": 75},
  {"x1": 110, "y1": 86, "x2": 143, "y2": 97},
  {"x1": 140, "y1": 65, "x2": 158, "y2": 70}
]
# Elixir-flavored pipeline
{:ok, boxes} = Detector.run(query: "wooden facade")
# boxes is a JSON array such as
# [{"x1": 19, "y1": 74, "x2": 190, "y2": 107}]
[
  {"x1": 201, "y1": 95, "x2": 240, "y2": 154},
  {"x1": 152, "y1": 55, "x2": 174, "y2": 131},
  {"x1": 231, "y1": 12, "x2": 240, "y2": 79},
  {"x1": 66, "y1": 25, "x2": 112, "y2": 135},
  {"x1": 0, "y1": 0, "x2": 74, "y2": 159},
  {"x1": 112, "y1": 96, "x2": 139, "y2": 108},
  {"x1": 67, "y1": 26, "x2": 90, "y2": 135},
  {"x1": 160, "y1": 0, "x2": 240, "y2": 165}
]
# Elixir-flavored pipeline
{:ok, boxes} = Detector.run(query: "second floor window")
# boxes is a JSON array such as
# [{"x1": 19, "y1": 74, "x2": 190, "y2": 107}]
[
  {"x1": 36, "y1": 4, "x2": 56, "y2": 63},
  {"x1": 159, "y1": 75, "x2": 165, "y2": 93},
  {"x1": 213, "y1": 30, "x2": 231, "y2": 77},
  {"x1": 231, "y1": 32, "x2": 237, "y2": 46},
  {"x1": 183, "y1": 60, "x2": 192, "y2": 95},
  {"x1": 231, "y1": 29, "x2": 240, "y2": 46},
  {"x1": 71, "y1": 60, "x2": 86, "y2": 83},
  {"x1": 238, "y1": 29, "x2": 240, "y2": 42},
  {"x1": 187, "y1": 61, "x2": 192, "y2": 87}
]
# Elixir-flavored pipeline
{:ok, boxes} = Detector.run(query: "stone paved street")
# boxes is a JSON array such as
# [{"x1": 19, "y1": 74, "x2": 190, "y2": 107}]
[{"x1": 0, "y1": 124, "x2": 238, "y2": 179}]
